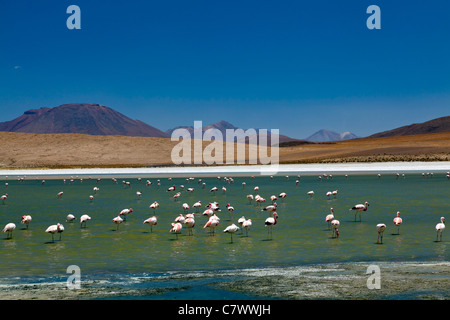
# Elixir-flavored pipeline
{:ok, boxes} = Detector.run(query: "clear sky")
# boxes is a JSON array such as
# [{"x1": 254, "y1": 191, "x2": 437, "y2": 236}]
[{"x1": 1, "y1": 0, "x2": 449, "y2": 139}]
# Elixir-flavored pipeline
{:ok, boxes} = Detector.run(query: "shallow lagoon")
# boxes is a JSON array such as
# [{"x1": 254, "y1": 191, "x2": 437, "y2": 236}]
[{"x1": 0, "y1": 173, "x2": 448, "y2": 299}]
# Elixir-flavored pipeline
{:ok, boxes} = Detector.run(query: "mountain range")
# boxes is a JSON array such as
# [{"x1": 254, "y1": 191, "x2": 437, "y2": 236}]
[
  {"x1": 0, "y1": 103, "x2": 448, "y2": 143},
  {"x1": 306, "y1": 129, "x2": 359, "y2": 143}
]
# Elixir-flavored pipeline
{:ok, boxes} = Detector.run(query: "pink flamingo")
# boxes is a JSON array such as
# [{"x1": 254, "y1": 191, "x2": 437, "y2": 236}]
[
  {"x1": 393, "y1": 211, "x2": 403, "y2": 234},
  {"x1": 325, "y1": 208, "x2": 334, "y2": 230},
  {"x1": 435, "y1": 217, "x2": 445, "y2": 242},
  {"x1": 174, "y1": 214, "x2": 185, "y2": 224},
  {"x1": 376, "y1": 223, "x2": 386, "y2": 244},
  {"x1": 203, "y1": 216, "x2": 220, "y2": 235},
  {"x1": 149, "y1": 201, "x2": 159, "y2": 211},
  {"x1": 242, "y1": 219, "x2": 252, "y2": 237},
  {"x1": 80, "y1": 214, "x2": 91, "y2": 228},
  {"x1": 265, "y1": 212, "x2": 278, "y2": 239},
  {"x1": 143, "y1": 216, "x2": 157, "y2": 232},
  {"x1": 2, "y1": 223, "x2": 16, "y2": 239},
  {"x1": 119, "y1": 208, "x2": 133, "y2": 221},
  {"x1": 45, "y1": 223, "x2": 63, "y2": 242},
  {"x1": 192, "y1": 201, "x2": 202, "y2": 211},
  {"x1": 184, "y1": 217, "x2": 195, "y2": 236},
  {"x1": 262, "y1": 204, "x2": 277, "y2": 213},
  {"x1": 223, "y1": 224, "x2": 240, "y2": 243},
  {"x1": 350, "y1": 201, "x2": 370, "y2": 222},
  {"x1": 112, "y1": 215, "x2": 124, "y2": 230},
  {"x1": 331, "y1": 218, "x2": 340, "y2": 238},
  {"x1": 21, "y1": 215, "x2": 32, "y2": 229},
  {"x1": 56, "y1": 191, "x2": 63, "y2": 199},
  {"x1": 169, "y1": 222, "x2": 182, "y2": 239}
]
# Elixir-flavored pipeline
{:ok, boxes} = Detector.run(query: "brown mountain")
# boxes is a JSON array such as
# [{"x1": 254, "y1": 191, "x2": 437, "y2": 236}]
[
  {"x1": 368, "y1": 116, "x2": 450, "y2": 138},
  {"x1": 0, "y1": 103, "x2": 170, "y2": 138}
]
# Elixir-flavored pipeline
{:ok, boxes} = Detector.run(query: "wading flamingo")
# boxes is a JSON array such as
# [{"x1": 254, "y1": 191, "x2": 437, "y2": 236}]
[
  {"x1": 435, "y1": 217, "x2": 445, "y2": 242},
  {"x1": 350, "y1": 201, "x2": 369, "y2": 222},
  {"x1": 393, "y1": 211, "x2": 403, "y2": 234},
  {"x1": 376, "y1": 223, "x2": 386, "y2": 244},
  {"x1": 143, "y1": 216, "x2": 157, "y2": 232},
  {"x1": 265, "y1": 212, "x2": 278, "y2": 239}
]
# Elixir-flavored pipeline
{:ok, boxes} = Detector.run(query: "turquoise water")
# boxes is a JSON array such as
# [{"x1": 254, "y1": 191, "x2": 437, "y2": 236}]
[{"x1": 0, "y1": 173, "x2": 448, "y2": 298}]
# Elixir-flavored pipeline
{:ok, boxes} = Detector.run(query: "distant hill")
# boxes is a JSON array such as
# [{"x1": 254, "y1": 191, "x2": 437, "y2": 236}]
[
  {"x1": 306, "y1": 129, "x2": 359, "y2": 142},
  {"x1": 166, "y1": 120, "x2": 303, "y2": 145},
  {"x1": 368, "y1": 116, "x2": 450, "y2": 138},
  {"x1": 0, "y1": 103, "x2": 170, "y2": 138}
]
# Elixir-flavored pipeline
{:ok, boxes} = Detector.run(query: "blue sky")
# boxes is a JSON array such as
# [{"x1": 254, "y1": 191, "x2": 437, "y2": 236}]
[{"x1": 1, "y1": 0, "x2": 449, "y2": 138}]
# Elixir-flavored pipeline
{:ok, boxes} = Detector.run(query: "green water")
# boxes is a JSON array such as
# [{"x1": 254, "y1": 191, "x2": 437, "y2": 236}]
[{"x1": 0, "y1": 174, "x2": 448, "y2": 280}]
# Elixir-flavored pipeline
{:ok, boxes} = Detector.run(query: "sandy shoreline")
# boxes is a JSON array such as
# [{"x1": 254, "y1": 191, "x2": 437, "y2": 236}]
[
  {"x1": 0, "y1": 162, "x2": 448, "y2": 179},
  {"x1": 0, "y1": 261, "x2": 448, "y2": 300}
]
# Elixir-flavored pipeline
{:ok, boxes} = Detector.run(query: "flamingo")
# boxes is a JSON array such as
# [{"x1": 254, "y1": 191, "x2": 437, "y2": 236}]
[
  {"x1": 270, "y1": 195, "x2": 277, "y2": 202},
  {"x1": 21, "y1": 215, "x2": 32, "y2": 229},
  {"x1": 350, "y1": 201, "x2": 369, "y2": 222},
  {"x1": 136, "y1": 191, "x2": 142, "y2": 198},
  {"x1": 226, "y1": 203, "x2": 234, "y2": 212},
  {"x1": 242, "y1": 219, "x2": 252, "y2": 236},
  {"x1": 210, "y1": 186, "x2": 218, "y2": 195},
  {"x1": 202, "y1": 209, "x2": 214, "y2": 217},
  {"x1": 376, "y1": 223, "x2": 386, "y2": 244},
  {"x1": 192, "y1": 201, "x2": 202, "y2": 211},
  {"x1": 187, "y1": 187, "x2": 194, "y2": 193},
  {"x1": 203, "y1": 216, "x2": 220, "y2": 235},
  {"x1": 149, "y1": 201, "x2": 160, "y2": 211},
  {"x1": 325, "y1": 208, "x2": 334, "y2": 230},
  {"x1": 279, "y1": 192, "x2": 287, "y2": 200},
  {"x1": 184, "y1": 217, "x2": 195, "y2": 236},
  {"x1": 89, "y1": 195, "x2": 94, "y2": 201},
  {"x1": 143, "y1": 216, "x2": 158, "y2": 232},
  {"x1": 167, "y1": 185, "x2": 176, "y2": 192},
  {"x1": 326, "y1": 191, "x2": 332, "y2": 198},
  {"x1": 57, "y1": 224, "x2": 65, "y2": 240},
  {"x1": 45, "y1": 223, "x2": 63, "y2": 242},
  {"x1": 66, "y1": 214, "x2": 76, "y2": 222},
  {"x1": 80, "y1": 214, "x2": 91, "y2": 228},
  {"x1": 331, "y1": 218, "x2": 340, "y2": 238},
  {"x1": 1, "y1": 194, "x2": 8, "y2": 204},
  {"x1": 332, "y1": 190, "x2": 338, "y2": 198},
  {"x1": 307, "y1": 191, "x2": 314, "y2": 197},
  {"x1": 2, "y1": 223, "x2": 16, "y2": 239},
  {"x1": 265, "y1": 212, "x2": 278, "y2": 239},
  {"x1": 238, "y1": 216, "x2": 246, "y2": 227},
  {"x1": 435, "y1": 217, "x2": 445, "y2": 242},
  {"x1": 112, "y1": 215, "x2": 124, "y2": 230},
  {"x1": 119, "y1": 208, "x2": 133, "y2": 221},
  {"x1": 393, "y1": 211, "x2": 403, "y2": 234},
  {"x1": 222, "y1": 186, "x2": 227, "y2": 193},
  {"x1": 182, "y1": 203, "x2": 190, "y2": 212},
  {"x1": 223, "y1": 224, "x2": 239, "y2": 243},
  {"x1": 169, "y1": 222, "x2": 182, "y2": 239},
  {"x1": 262, "y1": 204, "x2": 277, "y2": 213},
  {"x1": 246, "y1": 194, "x2": 254, "y2": 203},
  {"x1": 174, "y1": 214, "x2": 185, "y2": 224},
  {"x1": 93, "y1": 186, "x2": 99, "y2": 194},
  {"x1": 56, "y1": 191, "x2": 63, "y2": 199},
  {"x1": 173, "y1": 192, "x2": 181, "y2": 200}
]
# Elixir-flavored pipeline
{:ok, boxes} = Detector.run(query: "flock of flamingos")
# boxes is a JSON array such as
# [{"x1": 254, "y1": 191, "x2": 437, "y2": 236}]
[{"x1": 0, "y1": 172, "x2": 448, "y2": 244}]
